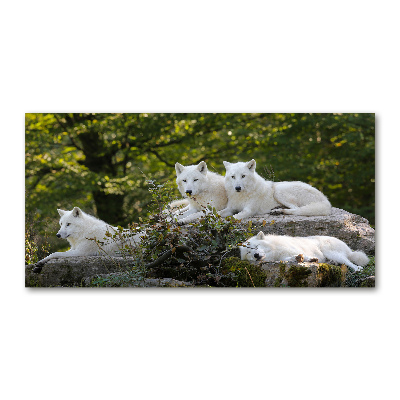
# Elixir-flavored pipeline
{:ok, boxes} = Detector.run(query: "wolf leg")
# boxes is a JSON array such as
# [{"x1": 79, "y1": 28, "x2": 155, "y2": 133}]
[
  {"x1": 178, "y1": 210, "x2": 206, "y2": 224},
  {"x1": 219, "y1": 208, "x2": 236, "y2": 218},
  {"x1": 323, "y1": 251, "x2": 363, "y2": 271},
  {"x1": 232, "y1": 208, "x2": 254, "y2": 220},
  {"x1": 32, "y1": 250, "x2": 86, "y2": 273}
]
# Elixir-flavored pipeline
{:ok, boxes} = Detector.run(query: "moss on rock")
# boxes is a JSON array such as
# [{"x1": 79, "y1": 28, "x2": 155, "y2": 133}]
[
  {"x1": 316, "y1": 263, "x2": 344, "y2": 287},
  {"x1": 271, "y1": 263, "x2": 312, "y2": 287},
  {"x1": 360, "y1": 276, "x2": 375, "y2": 287},
  {"x1": 222, "y1": 257, "x2": 267, "y2": 287},
  {"x1": 284, "y1": 265, "x2": 312, "y2": 287}
]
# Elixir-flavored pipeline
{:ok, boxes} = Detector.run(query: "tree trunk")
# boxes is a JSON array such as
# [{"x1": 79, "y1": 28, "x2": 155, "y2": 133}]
[{"x1": 93, "y1": 190, "x2": 125, "y2": 225}]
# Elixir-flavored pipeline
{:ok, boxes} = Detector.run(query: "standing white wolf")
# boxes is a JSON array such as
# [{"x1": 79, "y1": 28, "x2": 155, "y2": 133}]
[
  {"x1": 240, "y1": 232, "x2": 369, "y2": 271},
  {"x1": 170, "y1": 161, "x2": 228, "y2": 224},
  {"x1": 32, "y1": 207, "x2": 142, "y2": 272},
  {"x1": 220, "y1": 159, "x2": 331, "y2": 219}
]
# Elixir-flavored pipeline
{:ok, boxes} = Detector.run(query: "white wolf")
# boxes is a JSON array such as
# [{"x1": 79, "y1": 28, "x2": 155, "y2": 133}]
[
  {"x1": 170, "y1": 161, "x2": 228, "y2": 224},
  {"x1": 240, "y1": 232, "x2": 369, "y2": 271},
  {"x1": 32, "y1": 207, "x2": 142, "y2": 272},
  {"x1": 219, "y1": 159, "x2": 331, "y2": 219}
]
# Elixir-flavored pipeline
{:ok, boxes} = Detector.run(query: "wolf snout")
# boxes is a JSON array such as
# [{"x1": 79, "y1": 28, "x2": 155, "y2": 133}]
[
  {"x1": 254, "y1": 253, "x2": 261, "y2": 260},
  {"x1": 235, "y1": 186, "x2": 241, "y2": 192},
  {"x1": 56, "y1": 233, "x2": 61, "y2": 238},
  {"x1": 185, "y1": 190, "x2": 192, "y2": 195}
]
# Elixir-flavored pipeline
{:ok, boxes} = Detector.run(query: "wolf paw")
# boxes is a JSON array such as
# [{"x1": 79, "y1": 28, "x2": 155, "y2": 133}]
[{"x1": 269, "y1": 209, "x2": 285, "y2": 216}]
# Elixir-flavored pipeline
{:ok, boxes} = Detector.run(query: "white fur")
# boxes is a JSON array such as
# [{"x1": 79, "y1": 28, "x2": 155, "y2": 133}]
[
  {"x1": 35, "y1": 207, "x2": 142, "y2": 266},
  {"x1": 172, "y1": 161, "x2": 228, "y2": 223},
  {"x1": 240, "y1": 232, "x2": 369, "y2": 271},
  {"x1": 219, "y1": 159, "x2": 331, "y2": 219}
]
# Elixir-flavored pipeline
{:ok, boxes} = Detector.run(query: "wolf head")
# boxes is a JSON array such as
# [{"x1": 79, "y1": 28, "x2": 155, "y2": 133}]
[
  {"x1": 175, "y1": 161, "x2": 208, "y2": 197},
  {"x1": 56, "y1": 207, "x2": 86, "y2": 242},
  {"x1": 223, "y1": 159, "x2": 256, "y2": 193},
  {"x1": 239, "y1": 231, "x2": 267, "y2": 263}
]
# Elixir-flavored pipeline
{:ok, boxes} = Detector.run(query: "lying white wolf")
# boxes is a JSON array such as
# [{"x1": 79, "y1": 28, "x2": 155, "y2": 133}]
[
  {"x1": 220, "y1": 159, "x2": 331, "y2": 219},
  {"x1": 32, "y1": 207, "x2": 142, "y2": 272},
  {"x1": 170, "y1": 161, "x2": 228, "y2": 224},
  {"x1": 240, "y1": 232, "x2": 369, "y2": 271}
]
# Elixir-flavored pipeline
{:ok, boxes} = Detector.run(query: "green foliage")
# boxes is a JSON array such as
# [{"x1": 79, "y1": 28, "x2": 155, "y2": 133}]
[
  {"x1": 25, "y1": 113, "x2": 375, "y2": 286},
  {"x1": 89, "y1": 271, "x2": 146, "y2": 288},
  {"x1": 345, "y1": 257, "x2": 375, "y2": 287},
  {"x1": 221, "y1": 257, "x2": 268, "y2": 287},
  {"x1": 140, "y1": 193, "x2": 253, "y2": 285},
  {"x1": 82, "y1": 181, "x2": 253, "y2": 286},
  {"x1": 25, "y1": 212, "x2": 51, "y2": 264},
  {"x1": 25, "y1": 113, "x2": 375, "y2": 239}
]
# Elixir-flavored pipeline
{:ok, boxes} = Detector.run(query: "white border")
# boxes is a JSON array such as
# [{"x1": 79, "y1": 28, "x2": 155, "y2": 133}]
[{"x1": 2, "y1": 1, "x2": 398, "y2": 399}]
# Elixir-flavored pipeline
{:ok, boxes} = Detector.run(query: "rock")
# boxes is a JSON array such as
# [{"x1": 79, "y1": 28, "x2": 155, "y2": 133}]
[
  {"x1": 221, "y1": 257, "x2": 348, "y2": 287},
  {"x1": 360, "y1": 275, "x2": 375, "y2": 287},
  {"x1": 261, "y1": 261, "x2": 348, "y2": 287},
  {"x1": 242, "y1": 207, "x2": 375, "y2": 255},
  {"x1": 25, "y1": 207, "x2": 374, "y2": 287},
  {"x1": 25, "y1": 257, "x2": 135, "y2": 287},
  {"x1": 84, "y1": 273, "x2": 193, "y2": 287},
  {"x1": 25, "y1": 255, "x2": 364, "y2": 287},
  {"x1": 25, "y1": 257, "x2": 194, "y2": 287}
]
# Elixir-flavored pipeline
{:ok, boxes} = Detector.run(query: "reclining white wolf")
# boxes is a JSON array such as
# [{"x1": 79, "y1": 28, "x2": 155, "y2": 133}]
[
  {"x1": 168, "y1": 161, "x2": 228, "y2": 224},
  {"x1": 220, "y1": 159, "x2": 331, "y2": 219},
  {"x1": 32, "y1": 207, "x2": 142, "y2": 272},
  {"x1": 240, "y1": 232, "x2": 369, "y2": 271}
]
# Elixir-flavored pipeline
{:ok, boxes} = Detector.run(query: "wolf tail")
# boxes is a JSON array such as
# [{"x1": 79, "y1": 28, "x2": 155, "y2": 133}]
[
  {"x1": 348, "y1": 250, "x2": 369, "y2": 267},
  {"x1": 283, "y1": 200, "x2": 332, "y2": 216}
]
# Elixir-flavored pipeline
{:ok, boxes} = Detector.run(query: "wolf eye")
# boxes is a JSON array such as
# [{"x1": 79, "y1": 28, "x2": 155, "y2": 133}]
[
  {"x1": 193, "y1": 179, "x2": 198, "y2": 182},
  {"x1": 66, "y1": 223, "x2": 71, "y2": 226},
  {"x1": 242, "y1": 175, "x2": 246, "y2": 178},
  {"x1": 183, "y1": 179, "x2": 187, "y2": 182},
  {"x1": 231, "y1": 176, "x2": 235, "y2": 179}
]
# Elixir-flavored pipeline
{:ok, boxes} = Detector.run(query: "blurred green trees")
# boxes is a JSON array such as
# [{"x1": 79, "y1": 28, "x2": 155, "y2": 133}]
[{"x1": 25, "y1": 113, "x2": 375, "y2": 231}]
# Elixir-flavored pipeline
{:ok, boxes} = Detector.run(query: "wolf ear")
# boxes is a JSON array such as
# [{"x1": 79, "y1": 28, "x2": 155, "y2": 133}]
[
  {"x1": 72, "y1": 207, "x2": 83, "y2": 218},
  {"x1": 256, "y1": 231, "x2": 265, "y2": 240},
  {"x1": 175, "y1": 162, "x2": 185, "y2": 176},
  {"x1": 223, "y1": 161, "x2": 231, "y2": 169},
  {"x1": 247, "y1": 159, "x2": 256, "y2": 172},
  {"x1": 197, "y1": 161, "x2": 208, "y2": 174},
  {"x1": 57, "y1": 209, "x2": 66, "y2": 217}
]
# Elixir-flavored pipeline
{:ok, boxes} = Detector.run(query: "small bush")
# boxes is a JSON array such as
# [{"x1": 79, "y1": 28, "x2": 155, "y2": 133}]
[
  {"x1": 345, "y1": 256, "x2": 375, "y2": 287},
  {"x1": 25, "y1": 213, "x2": 51, "y2": 265}
]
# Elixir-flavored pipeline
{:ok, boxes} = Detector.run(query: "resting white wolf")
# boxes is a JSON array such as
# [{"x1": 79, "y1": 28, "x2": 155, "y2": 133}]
[
  {"x1": 220, "y1": 159, "x2": 331, "y2": 219},
  {"x1": 32, "y1": 207, "x2": 142, "y2": 272},
  {"x1": 240, "y1": 232, "x2": 369, "y2": 271},
  {"x1": 170, "y1": 161, "x2": 228, "y2": 224}
]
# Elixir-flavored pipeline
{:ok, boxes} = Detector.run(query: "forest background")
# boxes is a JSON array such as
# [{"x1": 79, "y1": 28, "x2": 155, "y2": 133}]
[{"x1": 25, "y1": 112, "x2": 375, "y2": 252}]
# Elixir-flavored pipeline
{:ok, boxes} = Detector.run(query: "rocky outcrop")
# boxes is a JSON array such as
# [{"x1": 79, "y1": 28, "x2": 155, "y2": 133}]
[
  {"x1": 25, "y1": 257, "x2": 194, "y2": 287},
  {"x1": 25, "y1": 256, "x2": 374, "y2": 288},
  {"x1": 243, "y1": 207, "x2": 375, "y2": 255},
  {"x1": 25, "y1": 207, "x2": 375, "y2": 287}
]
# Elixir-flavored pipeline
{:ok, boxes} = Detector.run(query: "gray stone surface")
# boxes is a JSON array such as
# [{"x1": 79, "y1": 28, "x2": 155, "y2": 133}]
[
  {"x1": 25, "y1": 256, "x2": 134, "y2": 287},
  {"x1": 25, "y1": 207, "x2": 374, "y2": 287},
  {"x1": 26, "y1": 257, "x2": 351, "y2": 287},
  {"x1": 241, "y1": 207, "x2": 375, "y2": 255}
]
